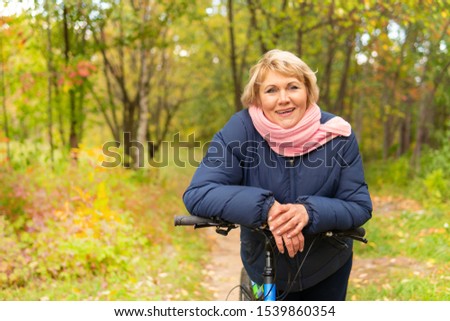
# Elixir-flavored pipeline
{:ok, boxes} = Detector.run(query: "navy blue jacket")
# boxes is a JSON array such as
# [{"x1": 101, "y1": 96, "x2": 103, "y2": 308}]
[{"x1": 183, "y1": 109, "x2": 372, "y2": 291}]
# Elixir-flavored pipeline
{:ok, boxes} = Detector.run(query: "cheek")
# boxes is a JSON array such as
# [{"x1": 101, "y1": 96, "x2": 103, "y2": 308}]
[{"x1": 259, "y1": 97, "x2": 276, "y2": 110}]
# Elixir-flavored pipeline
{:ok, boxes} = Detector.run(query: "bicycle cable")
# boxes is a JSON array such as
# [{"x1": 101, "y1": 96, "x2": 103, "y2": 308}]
[
  {"x1": 225, "y1": 284, "x2": 254, "y2": 301},
  {"x1": 224, "y1": 228, "x2": 318, "y2": 301},
  {"x1": 276, "y1": 236, "x2": 318, "y2": 301},
  {"x1": 245, "y1": 228, "x2": 318, "y2": 301}
]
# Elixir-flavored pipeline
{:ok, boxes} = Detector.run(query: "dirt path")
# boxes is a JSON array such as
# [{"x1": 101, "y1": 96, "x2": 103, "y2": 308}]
[{"x1": 203, "y1": 228, "x2": 242, "y2": 301}]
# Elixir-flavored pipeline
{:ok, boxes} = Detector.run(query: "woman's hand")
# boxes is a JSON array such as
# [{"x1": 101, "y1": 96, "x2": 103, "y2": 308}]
[{"x1": 267, "y1": 201, "x2": 309, "y2": 258}]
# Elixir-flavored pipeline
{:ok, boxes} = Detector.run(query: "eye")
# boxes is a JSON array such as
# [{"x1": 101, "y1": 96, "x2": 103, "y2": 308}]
[
  {"x1": 264, "y1": 87, "x2": 277, "y2": 94},
  {"x1": 289, "y1": 84, "x2": 301, "y2": 90}
]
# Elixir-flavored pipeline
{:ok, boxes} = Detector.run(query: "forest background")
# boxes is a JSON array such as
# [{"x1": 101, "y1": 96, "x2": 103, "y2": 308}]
[{"x1": 0, "y1": 0, "x2": 448, "y2": 300}]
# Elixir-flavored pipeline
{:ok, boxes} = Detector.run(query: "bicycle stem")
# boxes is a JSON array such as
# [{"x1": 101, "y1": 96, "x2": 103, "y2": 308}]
[{"x1": 262, "y1": 237, "x2": 276, "y2": 301}]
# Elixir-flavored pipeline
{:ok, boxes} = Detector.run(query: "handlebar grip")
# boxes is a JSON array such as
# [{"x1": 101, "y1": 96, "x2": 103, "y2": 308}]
[
  {"x1": 349, "y1": 227, "x2": 366, "y2": 237},
  {"x1": 174, "y1": 215, "x2": 219, "y2": 226},
  {"x1": 332, "y1": 227, "x2": 367, "y2": 243},
  {"x1": 356, "y1": 227, "x2": 365, "y2": 236},
  {"x1": 334, "y1": 227, "x2": 365, "y2": 236}
]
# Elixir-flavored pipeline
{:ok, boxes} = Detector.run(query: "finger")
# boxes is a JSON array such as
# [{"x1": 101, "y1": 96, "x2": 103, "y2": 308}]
[
  {"x1": 270, "y1": 206, "x2": 295, "y2": 232},
  {"x1": 273, "y1": 233, "x2": 285, "y2": 254},
  {"x1": 270, "y1": 219, "x2": 288, "y2": 234},
  {"x1": 273, "y1": 209, "x2": 299, "y2": 236},
  {"x1": 283, "y1": 235, "x2": 297, "y2": 258},
  {"x1": 282, "y1": 235, "x2": 292, "y2": 257},
  {"x1": 280, "y1": 206, "x2": 309, "y2": 237},
  {"x1": 283, "y1": 230, "x2": 305, "y2": 253},
  {"x1": 268, "y1": 203, "x2": 289, "y2": 221},
  {"x1": 274, "y1": 217, "x2": 296, "y2": 236},
  {"x1": 286, "y1": 221, "x2": 306, "y2": 239},
  {"x1": 269, "y1": 216, "x2": 290, "y2": 233},
  {"x1": 297, "y1": 233, "x2": 305, "y2": 252},
  {"x1": 289, "y1": 234, "x2": 300, "y2": 255}
]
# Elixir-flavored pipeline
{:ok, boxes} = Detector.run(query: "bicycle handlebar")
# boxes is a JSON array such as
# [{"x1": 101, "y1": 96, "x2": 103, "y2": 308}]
[
  {"x1": 174, "y1": 215, "x2": 238, "y2": 236},
  {"x1": 174, "y1": 215, "x2": 368, "y2": 243}
]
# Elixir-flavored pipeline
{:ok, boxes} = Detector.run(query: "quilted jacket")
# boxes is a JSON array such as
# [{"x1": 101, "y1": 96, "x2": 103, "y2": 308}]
[{"x1": 183, "y1": 109, "x2": 372, "y2": 291}]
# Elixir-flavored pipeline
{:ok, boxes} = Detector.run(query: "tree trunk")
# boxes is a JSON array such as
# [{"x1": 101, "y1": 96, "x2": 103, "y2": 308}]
[
  {"x1": 54, "y1": 83, "x2": 65, "y2": 147},
  {"x1": 227, "y1": 0, "x2": 242, "y2": 112},
  {"x1": 382, "y1": 109, "x2": 394, "y2": 159},
  {"x1": 135, "y1": 56, "x2": 150, "y2": 168},
  {"x1": 295, "y1": 1, "x2": 309, "y2": 57},
  {"x1": 63, "y1": 4, "x2": 79, "y2": 161},
  {"x1": 122, "y1": 101, "x2": 137, "y2": 168},
  {"x1": 0, "y1": 34, "x2": 10, "y2": 162},
  {"x1": 321, "y1": 34, "x2": 336, "y2": 108},
  {"x1": 397, "y1": 97, "x2": 413, "y2": 156},
  {"x1": 247, "y1": 0, "x2": 268, "y2": 54},
  {"x1": 334, "y1": 33, "x2": 354, "y2": 116},
  {"x1": 413, "y1": 66, "x2": 447, "y2": 165},
  {"x1": 413, "y1": 22, "x2": 449, "y2": 166},
  {"x1": 413, "y1": 85, "x2": 431, "y2": 165},
  {"x1": 45, "y1": 0, "x2": 54, "y2": 165},
  {"x1": 296, "y1": 28, "x2": 303, "y2": 58}
]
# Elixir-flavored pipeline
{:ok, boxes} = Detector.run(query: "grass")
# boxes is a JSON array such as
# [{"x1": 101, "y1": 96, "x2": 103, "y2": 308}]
[{"x1": 347, "y1": 157, "x2": 450, "y2": 300}]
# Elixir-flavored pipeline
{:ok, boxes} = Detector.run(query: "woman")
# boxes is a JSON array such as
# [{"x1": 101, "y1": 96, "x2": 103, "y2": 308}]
[{"x1": 183, "y1": 49, "x2": 372, "y2": 300}]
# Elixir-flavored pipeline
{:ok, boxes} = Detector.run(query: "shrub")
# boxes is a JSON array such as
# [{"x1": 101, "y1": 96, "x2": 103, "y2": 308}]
[
  {"x1": 0, "y1": 167, "x2": 149, "y2": 288},
  {"x1": 0, "y1": 216, "x2": 31, "y2": 287},
  {"x1": 421, "y1": 169, "x2": 449, "y2": 210}
]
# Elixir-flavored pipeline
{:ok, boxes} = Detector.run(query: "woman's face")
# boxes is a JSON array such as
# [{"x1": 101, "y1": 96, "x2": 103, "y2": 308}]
[{"x1": 257, "y1": 71, "x2": 308, "y2": 129}]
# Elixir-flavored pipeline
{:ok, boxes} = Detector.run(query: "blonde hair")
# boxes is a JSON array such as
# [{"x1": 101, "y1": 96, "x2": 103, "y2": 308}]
[{"x1": 240, "y1": 49, "x2": 319, "y2": 108}]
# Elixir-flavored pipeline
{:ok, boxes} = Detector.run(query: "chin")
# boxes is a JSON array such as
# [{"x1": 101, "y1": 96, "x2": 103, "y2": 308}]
[
  {"x1": 277, "y1": 118, "x2": 299, "y2": 129},
  {"x1": 281, "y1": 123, "x2": 297, "y2": 129}
]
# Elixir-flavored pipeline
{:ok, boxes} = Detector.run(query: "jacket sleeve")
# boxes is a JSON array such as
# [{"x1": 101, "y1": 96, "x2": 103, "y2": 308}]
[
  {"x1": 183, "y1": 114, "x2": 274, "y2": 228},
  {"x1": 298, "y1": 132, "x2": 372, "y2": 234}
]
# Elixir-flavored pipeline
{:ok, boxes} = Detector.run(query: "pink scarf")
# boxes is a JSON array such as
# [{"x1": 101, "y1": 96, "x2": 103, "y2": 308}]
[{"x1": 248, "y1": 104, "x2": 351, "y2": 156}]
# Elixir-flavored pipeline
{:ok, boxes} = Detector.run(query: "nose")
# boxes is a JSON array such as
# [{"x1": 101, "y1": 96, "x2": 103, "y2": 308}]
[{"x1": 279, "y1": 90, "x2": 289, "y2": 104}]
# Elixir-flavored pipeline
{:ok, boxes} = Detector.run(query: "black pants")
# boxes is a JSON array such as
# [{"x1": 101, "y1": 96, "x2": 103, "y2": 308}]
[{"x1": 282, "y1": 255, "x2": 353, "y2": 301}]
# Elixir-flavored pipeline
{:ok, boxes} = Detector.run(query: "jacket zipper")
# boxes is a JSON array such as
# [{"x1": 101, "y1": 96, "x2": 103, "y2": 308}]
[
  {"x1": 287, "y1": 156, "x2": 303, "y2": 291},
  {"x1": 288, "y1": 157, "x2": 296, "y2": 202}
]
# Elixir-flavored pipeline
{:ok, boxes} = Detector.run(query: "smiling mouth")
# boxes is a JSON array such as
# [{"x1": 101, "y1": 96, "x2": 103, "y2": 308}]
[{"x1": 275, "y1": 108, "x2": 296, "y2": 115}]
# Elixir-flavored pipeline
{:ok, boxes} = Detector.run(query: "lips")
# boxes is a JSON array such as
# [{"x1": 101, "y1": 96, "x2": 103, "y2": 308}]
[{"x1": 275, "y1": 107, "x2": 296, "y2": 115}]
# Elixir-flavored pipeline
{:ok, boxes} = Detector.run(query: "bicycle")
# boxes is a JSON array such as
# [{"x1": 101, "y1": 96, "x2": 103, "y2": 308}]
[{"x1": 174, "y1": 215, "x2": 368, "y2": 301}]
